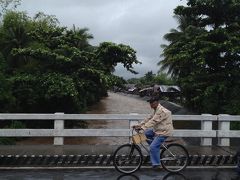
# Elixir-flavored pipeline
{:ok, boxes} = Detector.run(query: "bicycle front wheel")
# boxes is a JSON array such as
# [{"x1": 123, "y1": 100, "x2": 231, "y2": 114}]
[
  {"x1": 113, "y1": 144, "x2": 143, "y2": 174},
  {"x1": 160, "y1": 143, "x2": 189, "y2": 173}
]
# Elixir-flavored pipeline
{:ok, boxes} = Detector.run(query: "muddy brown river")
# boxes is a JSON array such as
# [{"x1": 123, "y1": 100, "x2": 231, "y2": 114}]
[
  {"x1": 17, "y1": 92, "x2": 192, "y2": 145},
  {"x1": 83, "y1": 92, "x2": 152, "y2": 145}
]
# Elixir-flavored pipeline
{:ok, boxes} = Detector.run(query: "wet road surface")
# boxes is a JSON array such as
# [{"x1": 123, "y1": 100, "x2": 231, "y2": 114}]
[{"x1": 0, "y1": 168, "x2": 239, "y2": 180}]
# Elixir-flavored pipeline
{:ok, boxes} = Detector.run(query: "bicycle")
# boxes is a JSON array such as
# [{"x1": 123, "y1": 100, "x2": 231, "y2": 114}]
[{"x1": 113, "y1": 128, "x2": 189, "y2": 174}]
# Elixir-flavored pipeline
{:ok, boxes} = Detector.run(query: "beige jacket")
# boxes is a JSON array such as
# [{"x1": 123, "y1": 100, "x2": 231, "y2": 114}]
[{"x1": 140, "y1": 104, "x2": 174, "y2": 136}]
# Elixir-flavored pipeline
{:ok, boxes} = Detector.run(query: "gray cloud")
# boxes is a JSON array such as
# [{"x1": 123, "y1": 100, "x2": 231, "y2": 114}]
[{"x1": 18, "y1": 0, "x2": 187, "y2": 79}]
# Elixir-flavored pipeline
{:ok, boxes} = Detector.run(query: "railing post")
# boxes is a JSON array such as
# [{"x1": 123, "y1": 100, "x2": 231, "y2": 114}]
[
  {"x1": 129, "y1": 113, "x2": 139, "y2": 143},
  {"x1": 218, "y1": 114, "x2": 230, "y2": 146},
  {"x1": 54, "y1": 112, "x2": 64, "y2": 145},
  {"x1": 201, "y1": 114, "x2": 213, "y2": 146}
]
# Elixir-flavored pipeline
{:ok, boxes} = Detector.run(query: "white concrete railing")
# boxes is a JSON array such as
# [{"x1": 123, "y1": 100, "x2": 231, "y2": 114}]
[
  {"x1": 0, "y1": 113, "x2": 239, "y2": 146},
  {"x1": 218, "y1": 114, "x2": 240, "y2": 146}
]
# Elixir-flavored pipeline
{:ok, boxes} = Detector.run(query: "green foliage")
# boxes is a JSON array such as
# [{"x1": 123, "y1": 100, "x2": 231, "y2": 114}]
[
  {"x1": 33, "y1": 12, "x2": 59, "y2": 28},
  {"x1": 41, "y1": 74, "x2": 80, "y2": 113},
  {"x1": 7, "y1": 73, "x2": 81, "y2": 113},
  {"x1": 231, "y1": 122, "x2": 240, "y2": 130},
  {"x1": 144, "y1": 71, "x2": 154, "y2": 83},
  {"x1": 95, "y1": 42, "x2": 141, "y2": 74},
  {"x1": 5, "y1": 120, "x2": 26, "y2": 128},
  {"x1": 127, "y1": 72, "x2": 175, "y2": 87},
  {"x1": 0, "y1": 53, "x2": 14, "y2": 112},
  {"x1": 0, "y1": 10, "x2": 139, "y2": 115},
  {"x1": 127, "y1": 78, "x2": 141, "y2": 85},
  {"x1": 160, "y1": 0, "x2": 240, "y2": 115},
  {"x1": 0, "y1": 0, "x2": 21, "y2": 17},
  {"x1": 108, "y1": 75, "x2": 126, "y2": 88},
  {"x1": 0, "y1": 10, "x2": 33, "y2": 77},
  {"x1": 0, "y1": 137, "x2": 15, "y2": 145},
  {"x1": 0, "y1": 120, "x2": 25, "y2": 145},
  {"x1": 154, "y1": 73, "x2": 175, "y2": 85}
]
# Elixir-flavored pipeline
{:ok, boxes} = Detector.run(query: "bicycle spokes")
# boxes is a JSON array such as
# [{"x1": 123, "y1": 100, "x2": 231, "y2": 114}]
[
  {"x1": 113, "y1": 144, "x2": 143, "y2": 174},
  {"x1": 160, "y1": 144, "x2": 189, "y2": 173}
]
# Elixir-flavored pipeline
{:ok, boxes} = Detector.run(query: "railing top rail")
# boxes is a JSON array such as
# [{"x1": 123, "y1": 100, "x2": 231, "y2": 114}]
[
  {"x1": 0, "y1": 113, "x2": 219, "y2": 121},
  {"x1": 218, "y1": 114, "x2": 240, "y2": 121},
  {"x1": 0, "y1": 114, "x2": 144, "y2": 120},
  {"x1": 173, "y1": 115, "x2": 218, "y2": 121},
  {"x1": 0, "y1": 129, "x2": 217, "y2": 137}
]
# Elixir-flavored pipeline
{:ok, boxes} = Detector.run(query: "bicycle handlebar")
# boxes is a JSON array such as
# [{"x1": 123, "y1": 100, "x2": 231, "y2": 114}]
[{"x1": 132, "y1": 127, "x2": 143, "y2": 134}]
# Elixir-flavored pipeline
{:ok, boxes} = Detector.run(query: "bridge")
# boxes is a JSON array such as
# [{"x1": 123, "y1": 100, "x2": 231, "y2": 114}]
[{"x1": 0, "y1": 113, "x2": 239, "y2": 169}]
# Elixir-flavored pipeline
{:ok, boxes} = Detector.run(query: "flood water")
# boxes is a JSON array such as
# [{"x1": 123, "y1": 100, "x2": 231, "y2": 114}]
[
  {"x1": 79, "y1": 92, "x2": 192, "y2": 145},
  {"x1": 78, "y1": 92, "x2": 153, "y2": 145},
  {"x1": 71, "y1": 92, "x2": 193, "y2": 145},
  {"x1": 16, "y1": 92, "x2": 153, "y2": 145},
  {"x1": 17, "y1": 92, "x2": 195, "y2": 145}
]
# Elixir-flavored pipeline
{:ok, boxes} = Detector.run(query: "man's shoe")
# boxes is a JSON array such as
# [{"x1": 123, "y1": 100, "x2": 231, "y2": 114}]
[{"x1": 152, "y1": 165, "x2": 161, "y2": 169}]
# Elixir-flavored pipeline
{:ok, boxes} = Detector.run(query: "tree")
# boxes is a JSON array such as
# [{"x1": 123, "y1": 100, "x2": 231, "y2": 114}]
[
  {"x1": 154, "y1": 73, "x2": 175, "y2": 85},
  {"x1": 0, "y1": 52, "x2": 14, "y2": 112},
  {"x1": 127, "y1": 72, "x2": 174, "y2": 87},
  {"x1": 0, "y1": 0, "x2": 21, "y2": 17},
  {"x1": 159, "y1": 15, "x2": 199, "y2": 78},
  {"x1": 63, "y1": 25, "x2": 93, "y2": 51},
  {"x1": 0, "y1": 10, "x2": 140, "y2": 114},
  {"x1": 0, "y1": 11, "x2": 32, "y2": 72},
  {"x1": 95, "y1": 42, "x2": 141, "y2": 74},
  {"x1": 140, "y1": 71, "x2": 156, "y2": 85},
  {"x1": 160, "y1": 0, "x2": 240, "y2": 114}
]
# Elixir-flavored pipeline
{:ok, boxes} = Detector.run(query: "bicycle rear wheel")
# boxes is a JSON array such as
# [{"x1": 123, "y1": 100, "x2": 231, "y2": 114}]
[
  {"x1": 160, "y1": 143, "x2": 189, "y2": 173},
  {"x1": 113, "y1": 144, "x2": 143, "y2": 174}
]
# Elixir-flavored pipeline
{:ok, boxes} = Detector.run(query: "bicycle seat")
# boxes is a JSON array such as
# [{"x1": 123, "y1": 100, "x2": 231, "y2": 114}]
[
  {"x1": 164, "y1": 137, "x2": 179, "y2": 143},
  {"x1": 164, "y1": 137, "x2": 185, "y2": 145},
  {"x1": 165, "y1": 139, "x2": 175, "y2": 143}
]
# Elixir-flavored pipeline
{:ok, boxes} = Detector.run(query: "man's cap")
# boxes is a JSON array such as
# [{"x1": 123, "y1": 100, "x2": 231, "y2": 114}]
[{"x1": 147, "y1": 97, "x2": 159, "y2": 103}]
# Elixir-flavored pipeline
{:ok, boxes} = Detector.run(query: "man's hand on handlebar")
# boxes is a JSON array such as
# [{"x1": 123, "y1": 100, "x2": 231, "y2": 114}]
[{"x1": 132, "y1": 124, "x2": 143, "y2": 131}]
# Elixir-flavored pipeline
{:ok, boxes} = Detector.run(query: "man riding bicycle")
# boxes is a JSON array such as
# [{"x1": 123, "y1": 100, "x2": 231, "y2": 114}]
[{"x1": 132, "y1": 97, "x2": 174, "y2": 169}]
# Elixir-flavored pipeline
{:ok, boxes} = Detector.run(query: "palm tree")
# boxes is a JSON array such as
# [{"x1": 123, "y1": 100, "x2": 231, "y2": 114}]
[
  {"x1": 158, "y1": 15, "x2": 198, "y2": 78},
  {"x1": 0, "y1": 11, "x2": 31, "y2": 71},
  {"x1": 65, "y1": 25, "x2": 93, "y2": 50}
]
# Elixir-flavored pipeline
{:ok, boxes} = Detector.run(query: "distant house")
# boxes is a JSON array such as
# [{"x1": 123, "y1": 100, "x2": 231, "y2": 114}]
[
  {"x1": 124, "y1": 84, "x2": 136, "y2": 90},
  {"x1": 127, "y1": 87, "x2": 139, "y2": 94},
  {"x1": 159, "y1": 85, "x2": 180, "y2": 93},
  {"x1": 138, "y1": 85, "x2": 181, "y2": 99},
  {"x1": 158, "y1": 85, "x2": 181, "y2": 100},
  {"x1": 139, "y1": 87, "x2": 153, "y2": 97},
  {"x1": 124, "y1": 84, "x2": 139, "y2": 94}
]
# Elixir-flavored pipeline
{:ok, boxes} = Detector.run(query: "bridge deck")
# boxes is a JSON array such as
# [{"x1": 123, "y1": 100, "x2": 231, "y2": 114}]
[
  {"x1": 0, "y1": 145, "x2": 238, "y2": 168},
  {"x1": 0, "y1": 145, "x2": 238, "y2": 155}
]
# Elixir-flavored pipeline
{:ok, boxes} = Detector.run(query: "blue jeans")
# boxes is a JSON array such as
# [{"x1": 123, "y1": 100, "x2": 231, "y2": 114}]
[{"x1": 144, "y1": 129, "x2": 166, "y2": 166}]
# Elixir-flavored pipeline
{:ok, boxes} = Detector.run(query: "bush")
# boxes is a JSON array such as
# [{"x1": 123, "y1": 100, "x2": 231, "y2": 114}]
[{"x1": 0, "y1": 121, "x2": 26, "y2": 145}]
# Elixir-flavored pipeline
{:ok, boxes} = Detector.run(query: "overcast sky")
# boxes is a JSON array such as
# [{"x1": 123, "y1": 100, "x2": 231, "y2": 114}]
[{"x1": 18, "y1": 0, "x2": 187, "y2": 79}]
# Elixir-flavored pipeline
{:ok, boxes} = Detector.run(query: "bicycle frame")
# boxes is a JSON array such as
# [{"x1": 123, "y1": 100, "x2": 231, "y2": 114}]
[{"x1": 132, "y1": 129, "x2": 177, "y2": 161}]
